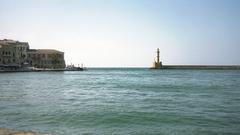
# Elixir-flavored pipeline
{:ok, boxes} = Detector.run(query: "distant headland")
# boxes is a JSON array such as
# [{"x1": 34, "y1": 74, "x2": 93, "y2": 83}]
[{"x1": 150, "y1": 48, "x2": 240, "y2": 70}]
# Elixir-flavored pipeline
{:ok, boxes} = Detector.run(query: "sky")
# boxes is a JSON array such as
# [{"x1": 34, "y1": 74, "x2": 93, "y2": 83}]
[{"x1": 1, "y1": 0, "x2": 240, "y2": 67}]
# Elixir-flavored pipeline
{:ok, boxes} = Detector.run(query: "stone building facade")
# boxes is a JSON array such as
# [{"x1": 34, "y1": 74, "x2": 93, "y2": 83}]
[
  {"x1": 27, "y1": 49, "x2": 65, "y2": 69},
  {"x1": 0, "y1": 39, "x2": 29, "y2": 70},
  {"x1": 0, "y1": 39, "x2": 65, "y2": 70}
]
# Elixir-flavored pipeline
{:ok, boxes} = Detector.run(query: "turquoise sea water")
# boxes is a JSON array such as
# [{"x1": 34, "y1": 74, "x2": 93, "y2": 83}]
[{"x1": 0, "y1": 68, "x2": 240, "y2": 135}]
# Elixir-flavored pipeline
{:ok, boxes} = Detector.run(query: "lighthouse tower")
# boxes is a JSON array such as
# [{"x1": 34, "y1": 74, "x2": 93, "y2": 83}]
[
  {"x1": 150, "y1": 48, "x2": 162, "y2": 69},
  {"x1": 157, "y1": 48, "x2": 160, "y2": 64}
]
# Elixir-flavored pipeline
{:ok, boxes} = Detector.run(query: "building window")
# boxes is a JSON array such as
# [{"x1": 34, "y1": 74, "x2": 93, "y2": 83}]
[{"x1": 12, "y1": 59, "x2": 15, "y2": 62}]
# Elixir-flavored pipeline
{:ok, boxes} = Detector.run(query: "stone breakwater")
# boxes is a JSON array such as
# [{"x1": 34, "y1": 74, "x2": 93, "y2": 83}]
[
  {"x1": 161, "y1": 65, "x2": 240, "y2": 70},
  {"x1": 0, "y1": 128, "x2": 49, "y2": 135}
]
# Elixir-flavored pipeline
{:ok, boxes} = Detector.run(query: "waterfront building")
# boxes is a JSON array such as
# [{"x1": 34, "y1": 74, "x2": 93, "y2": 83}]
[
  {"x1": 27, "y1": 49, "x2": 65, "y2": 69},
  {"x1": 0, "y1": 39, "x2": 29, "y2": 70},
  {"x1": 0, "y1": 39, "x2": 65, "y2": 70}
]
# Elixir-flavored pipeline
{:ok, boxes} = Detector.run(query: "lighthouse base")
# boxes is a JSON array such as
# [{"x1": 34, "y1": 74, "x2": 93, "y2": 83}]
[{"x1": 150, "y1": 62, "x2": 162, "y2": 69}]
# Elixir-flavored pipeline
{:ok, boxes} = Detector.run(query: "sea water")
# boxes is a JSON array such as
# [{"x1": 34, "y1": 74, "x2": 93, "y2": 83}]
[{"x1": 0, "y1": 68, "x2": 240, "y2": 135}]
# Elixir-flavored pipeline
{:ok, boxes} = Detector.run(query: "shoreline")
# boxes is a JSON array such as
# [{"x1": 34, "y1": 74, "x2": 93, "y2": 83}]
[
  {"x1": 0, "y1": 128, "x2": 49, "y2": 135},
  {"x1": 0, "y1": 68, "x2": 85, "y2": 73}
]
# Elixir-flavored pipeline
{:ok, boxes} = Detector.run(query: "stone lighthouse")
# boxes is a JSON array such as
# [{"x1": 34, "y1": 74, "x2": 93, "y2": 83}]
[{"x1": 150, "y1": 48, "x2": 162, "y2": 69}]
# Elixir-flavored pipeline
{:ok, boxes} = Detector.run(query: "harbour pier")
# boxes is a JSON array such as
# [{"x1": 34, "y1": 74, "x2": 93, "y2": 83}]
[{"x1": 150, "y1": 48, "x2": 240, "y2": 70}]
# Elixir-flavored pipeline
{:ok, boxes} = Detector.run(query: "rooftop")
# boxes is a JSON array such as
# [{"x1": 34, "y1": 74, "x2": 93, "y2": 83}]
[
  {"x1": 0, "y1": 39, "x2": 28, "y2": 45},
  {"x1": 28, "y1": 49, "x2": 64, "y2": 54}
]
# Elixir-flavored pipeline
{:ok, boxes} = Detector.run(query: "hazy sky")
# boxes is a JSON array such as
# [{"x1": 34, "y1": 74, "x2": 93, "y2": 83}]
[{"x1": 1, "y1": 0, "x2": 240, "y2": 67}]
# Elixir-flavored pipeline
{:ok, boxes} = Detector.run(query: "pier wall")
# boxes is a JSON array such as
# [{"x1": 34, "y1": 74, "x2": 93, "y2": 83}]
[{"x1": 161, "y1": 65, "x2": 240, "y2": 70}]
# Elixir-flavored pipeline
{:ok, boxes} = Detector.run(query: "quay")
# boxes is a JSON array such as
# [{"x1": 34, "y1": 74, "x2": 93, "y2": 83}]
[
  {"x1": 0, "y1": 69, "x2": 84, "y2": 73},
  {"x1": 150, "y1": 48, "x2": 240, "y2": 70},
  {"x1": 0, "y1": 67, "x2": 84, "y2": 73}
]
